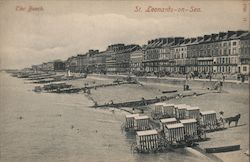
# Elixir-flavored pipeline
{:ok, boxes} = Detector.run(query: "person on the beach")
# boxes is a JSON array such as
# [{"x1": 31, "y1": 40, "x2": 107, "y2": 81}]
[{"x1": 219, "y1": 111, "x2": 225, "y2": 126}]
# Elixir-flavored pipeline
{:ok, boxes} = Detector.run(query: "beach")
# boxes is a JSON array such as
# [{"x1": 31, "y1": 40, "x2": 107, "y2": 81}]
[{"x1": 0, "y1": 71, "x2": 249, "y2": 162}]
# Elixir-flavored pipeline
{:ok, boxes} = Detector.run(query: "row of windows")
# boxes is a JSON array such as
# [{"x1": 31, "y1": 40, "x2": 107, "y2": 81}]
[
  {"x1": 188, "y1": 41, "x2": 238, "y2": 50},
  {"x1": 187, "y1": 48, "x2": 238, "y2": 57},
  {"x1": 216, "y1": 57, "x2": 238, "y2": 64}
]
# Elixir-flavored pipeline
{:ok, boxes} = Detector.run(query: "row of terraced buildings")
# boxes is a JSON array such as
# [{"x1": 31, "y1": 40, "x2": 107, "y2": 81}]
[{"x1": 32, "y1": 30, "x2": 250, "y2": 76}]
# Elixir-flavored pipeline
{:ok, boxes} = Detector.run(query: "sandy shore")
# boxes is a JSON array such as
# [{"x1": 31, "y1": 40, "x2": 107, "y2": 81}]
[
  {"x1": 72, "y1": 76, "x2": 249, "y2": 162},
  {"x1": 2, "y1": 72, "x2": 249, "y2": 162},
  {"x1": 61, "y1": 75, "x2": 249, "y2": 162}
]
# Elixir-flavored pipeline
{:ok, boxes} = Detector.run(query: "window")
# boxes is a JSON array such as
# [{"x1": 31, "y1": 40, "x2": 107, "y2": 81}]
[
  {"x1": 223, "y1": 43, "x2": 227, "y2": 46},
  {"x1": 233, "y1": 48, "x2": 236, "y2": 54},
  {"x1": 243, "y1": 66, "x2": 247, "y2": 71},
  {"x1": 228, "y1": 49, "x2": 231, "y2": 55},
  {"x1": 223, "y1": 49, "x2": 227, "y2": 55},
  {"x1": 208, "y1": 49, "x2": 210, "y2": 55},
  {"x1": 233, "y1": 42, "x2": 237, "y2": 46}
]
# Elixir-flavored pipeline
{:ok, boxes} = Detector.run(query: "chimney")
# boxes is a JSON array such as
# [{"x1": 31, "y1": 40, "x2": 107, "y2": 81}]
[
  {"x1": 162, "y1": 38, "x2": 167, "y2": 44},
  {"x1": 203, "y1": 35, "x2": 211, "y2": 41},
  {"x1": 197, "y1": 37, "x2": 203, "y2": 42},
  {"x1": 219, "y1": 32, "x2": 227, "y2": 40},
  {"x1": 184, "y1": 38, "x2": 191, "y2": 44},
  {"x1": 191, "y1": 38, "x2": 197, "y2": 43},
  {"x1": 227, "y1": 31, "x2": 236, "y2": 38},
  {"x1": 211, "y1": 34, "x2": 218, "y2": 40},
  {"x1": 174, "y1": 37, "x2": 185, "y2": 45},
  {"x1": 179, "y1": 39, "x2": 185, "y2": 44},
  {"x1": 167, "y1": 37, "x2": 174, "y2": 44},
  {"x1": 236, "y1": 30, "x2": 247, "y2": 36},
  {"x1": 147, "y1": 40, "x2": 151, "y2": 44}
]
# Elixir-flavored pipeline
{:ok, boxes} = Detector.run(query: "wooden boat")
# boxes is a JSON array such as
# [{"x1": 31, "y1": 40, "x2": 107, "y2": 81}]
[
  {"x1": 162, "y1": 90, "x2": 178, "y2": 94},
  {"x1": 205, "y1": 145, "x2": 240, "y2": 153}
]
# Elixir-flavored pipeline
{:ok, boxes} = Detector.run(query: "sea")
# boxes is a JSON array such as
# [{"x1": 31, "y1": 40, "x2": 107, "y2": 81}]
[{"x1": 0, "y1": 71, "x2": 213, "y2": 162}]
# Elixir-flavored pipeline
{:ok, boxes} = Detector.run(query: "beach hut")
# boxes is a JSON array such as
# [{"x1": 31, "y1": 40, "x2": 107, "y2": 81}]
[
  {"x1": 152, "y1": 102, "x2": 166, "y2": 119},
  {"x1": 185, "y1": 107, "x2": 200, "y2": 119},
  {"x1": 154, "y1": 102, "x2": 166, "y2": 114},
  {"x1": 200, "y1": 111, "x2": 217, "y2": 130},
  {"x1": 180, "y1": 119, "x2": 198, "y2": 138},
  {"x1": 162, "y1": 104, "x2": 175, "y2": 117},
  {"x1": 125, "y1": 114, "x2": 139, "y2": 129},
  {"x1": 160, "y1": 118, "x2": 178, "y2": 130},
  {"x1": 165, "y1": 123, "x2": 185, "y2": 144},
  {"x1": 134, "y1": 115, "x2": 150, "y2": 131},
  {"x1": 136, "y1": 129, "x2": 159, "y2": 152},
  {"x1": 174, "y1": 104, "x2": 191, "y2": 119}
]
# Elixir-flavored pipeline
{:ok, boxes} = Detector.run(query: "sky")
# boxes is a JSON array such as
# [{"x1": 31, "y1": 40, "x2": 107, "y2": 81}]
[{"x1": 0, "y1": 0, "x2": 249, "y2": 69}]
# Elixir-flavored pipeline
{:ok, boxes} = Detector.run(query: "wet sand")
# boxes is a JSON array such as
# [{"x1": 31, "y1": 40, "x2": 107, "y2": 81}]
[
  {"x1": 0, "y1": 72, "x2": 211, "y2": 162},
  {"x1": 73, "y1": 75, "x2": 249, "y2": 162},
  {"x1": 1, "y1": 72, "x2": 249, "y2": 162}
]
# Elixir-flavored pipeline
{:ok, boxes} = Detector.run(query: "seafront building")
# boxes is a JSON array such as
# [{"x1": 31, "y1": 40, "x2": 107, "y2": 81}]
[
  {"x1": 32, "y1": 60, "x2": 65, "y2": 72},
  {"x1": 130, "y1": 48, "x2": 145, "y2": 72},
  {"x1": 31, "y1": 30, "x2": 250, "y2": 77}
]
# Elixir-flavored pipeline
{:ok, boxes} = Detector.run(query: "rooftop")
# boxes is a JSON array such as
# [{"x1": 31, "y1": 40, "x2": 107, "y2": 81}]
[
  {"x1": 166, "y1": 123, "x2": 184, "y2": 129},
  {"x1": 180, "y1": 118, "x2": 197, "y2": 124},
  {"x1": 125, "y1": 114, "x2": 139, "y2": 118},
  {"x1": 134, "y1": 115, "x2": 149, "y2": 120},
  {"x1": 175, "y1": 104, "x2": 191, "y2": 109},
  {"x1": 155, "y1": 102, "x2": 167, "y2": 106},
  {"x1": 136, "y1": 129, "x2": 158, "y2": 136},
  {"x1": 163, "y1": 104, "x2": 175, "y2": 107},
  {"x1": 160, "y1": 118, "x2": 177, "y2": 123},
  {"x1": 186, "y1": 107, "x2": 200, "y2": 111},
  {"x1": 201, "y1": 111, "x2": 216, "y2": 115}
]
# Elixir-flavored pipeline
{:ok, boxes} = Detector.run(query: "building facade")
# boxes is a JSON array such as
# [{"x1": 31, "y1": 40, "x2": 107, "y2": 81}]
[
  {"x1": 130, "y1": 49, "x2": 144, "y2": 72},
  {"x1": 32, "y1": 30, "x2": 250, "y2": 77}
]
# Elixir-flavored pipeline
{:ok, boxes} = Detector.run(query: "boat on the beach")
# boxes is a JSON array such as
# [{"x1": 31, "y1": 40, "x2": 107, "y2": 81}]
[
  {"x1": 205, "y1": 145, "x2": 240, "y2": 153},
  {"x1": 43, "y1": 82, "x2": 72, "y2": 91},
  {"x1": 162, "y1": 90, "x2": 178, "y2": 94}
]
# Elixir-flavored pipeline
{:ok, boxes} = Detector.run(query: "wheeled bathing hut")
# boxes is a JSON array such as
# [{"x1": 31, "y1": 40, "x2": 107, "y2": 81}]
[
  {"x1": 134, "y1": 115, "x2": 150, "y2": 131},
  {"x1": 162, "y1": 104, "x2": 175, "y2": 118},
  {"x1": 200, "y1": 111, "x2": 217, "y2": 131},
  {"x1": 136, "y1": 129, "x2": 159, "y2": 153},
  {"x1": 174, "y1": 104, "x2": 191, "y2": 119},
  {"x1": 185, "y1": 107, "x2": 200, "y2": 119},
  {"x1": 164, "y1": 123, "x2": 185, "y2": 144},
  {"x1": 160, "y1": 118, "x2": 178, "y2": 130},
  {"x1": 152, "y1": 103, "x2": 176, "y2": 119},
  {"x1": 180, "y1": 118, "x2": 198, "y2": 139},
  {"x1": 151, "y1": 102, "x2": 166, "y2": 119},
  {"x1": 125, "y1": 114, "x2": 139, "y2": 131}
]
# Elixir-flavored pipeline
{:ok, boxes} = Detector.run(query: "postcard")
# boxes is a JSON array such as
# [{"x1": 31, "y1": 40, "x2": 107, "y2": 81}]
[{"x1": 0, "y1": 0, "x2": 249, "y2": 162}]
